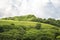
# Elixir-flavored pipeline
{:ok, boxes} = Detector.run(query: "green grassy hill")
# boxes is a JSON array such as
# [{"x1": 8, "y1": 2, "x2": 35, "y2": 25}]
[{"x1": 0, "y1": 15, "x2": 60, "y2": 40}]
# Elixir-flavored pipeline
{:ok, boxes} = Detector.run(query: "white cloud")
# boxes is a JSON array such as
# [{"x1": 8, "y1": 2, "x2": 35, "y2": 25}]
[{"x1": 0, "y1": 0, "x2": 60, "y2": 19}]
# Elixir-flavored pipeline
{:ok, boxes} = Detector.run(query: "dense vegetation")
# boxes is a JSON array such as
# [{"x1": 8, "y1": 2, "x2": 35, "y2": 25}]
[{"x1": 0, "y1": 15, "x2": 60, "y2": 40}]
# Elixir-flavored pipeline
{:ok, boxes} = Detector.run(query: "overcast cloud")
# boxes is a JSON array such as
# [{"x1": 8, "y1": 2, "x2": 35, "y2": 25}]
[{"x1": 0, "y1": 0, "x2": 60, "y2": 19}]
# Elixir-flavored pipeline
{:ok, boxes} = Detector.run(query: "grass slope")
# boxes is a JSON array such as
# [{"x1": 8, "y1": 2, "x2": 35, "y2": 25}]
[{"x1": 0, "y1": 20, "x2": 58, "y2": 29}]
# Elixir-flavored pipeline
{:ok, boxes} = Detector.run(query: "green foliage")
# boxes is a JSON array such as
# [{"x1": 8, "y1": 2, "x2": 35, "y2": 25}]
[
  {"x1": 24, "y1": 29, "x2": 40, "y2": 40},
  {"x1": 0, "y1": 15, "x2": 60, "y2": 40},
  {"x1": 0, "y1": 29, "x2": 24, "y2": 40},
  {"x1": 35, "y1": 23, "x2": 41, "y2": 29},
  {"x1": 0, "y1": 26, "x2": 4, "y2": 33}
]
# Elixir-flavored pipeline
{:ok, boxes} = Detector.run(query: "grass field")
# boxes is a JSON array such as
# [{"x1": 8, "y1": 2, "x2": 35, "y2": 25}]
[{"x1": 0, "y1": 20, "x2": 58, "y2": 29}]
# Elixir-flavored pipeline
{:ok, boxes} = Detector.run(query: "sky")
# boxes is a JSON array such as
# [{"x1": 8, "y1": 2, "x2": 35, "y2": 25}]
[{"x1": 0, "y1": 0, "x2": 60, "y2": 19}]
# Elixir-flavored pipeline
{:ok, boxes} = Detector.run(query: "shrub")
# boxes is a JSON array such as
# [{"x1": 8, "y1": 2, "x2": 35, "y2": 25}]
[
  {"x1": 35, "y1": 23, "x2": 41, "y2": 29},
  {"x1": 0, "y1": 26, "x2": 4, "y2": 33}
]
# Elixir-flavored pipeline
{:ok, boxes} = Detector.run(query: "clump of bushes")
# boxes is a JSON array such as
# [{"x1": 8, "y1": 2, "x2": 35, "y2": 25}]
[{"x1": 35, "y1": 23, "x2": 41, "y2": 29}]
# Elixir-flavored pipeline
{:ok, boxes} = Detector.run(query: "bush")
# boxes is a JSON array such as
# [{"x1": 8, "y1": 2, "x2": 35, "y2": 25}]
[
  {"x1": 0, "y1": 26, "x2": 4, "y2": 33},
  {"x1": 35, "y1": 23, "x2": 41, "y2": 29}
]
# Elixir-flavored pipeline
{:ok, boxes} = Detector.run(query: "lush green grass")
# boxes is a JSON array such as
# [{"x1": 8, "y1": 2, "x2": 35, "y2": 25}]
[
  {"x1": 0, "y1": 20, "x2": 38, "y2": 28},
  {"x1": 41, "y1": 23, "x2": 57, "y2": 29},
  {"x1": 0, "y1": 20, "x2": 58, "y2": 29}
]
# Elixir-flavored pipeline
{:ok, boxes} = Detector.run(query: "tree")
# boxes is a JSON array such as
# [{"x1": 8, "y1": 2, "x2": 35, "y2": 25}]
[
  {"x1": 0, "y1": 25, "x2": 4, "y2": 33},
  {"x1": 35, "y1": 23, "x2": 41, "y2": 29}
]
